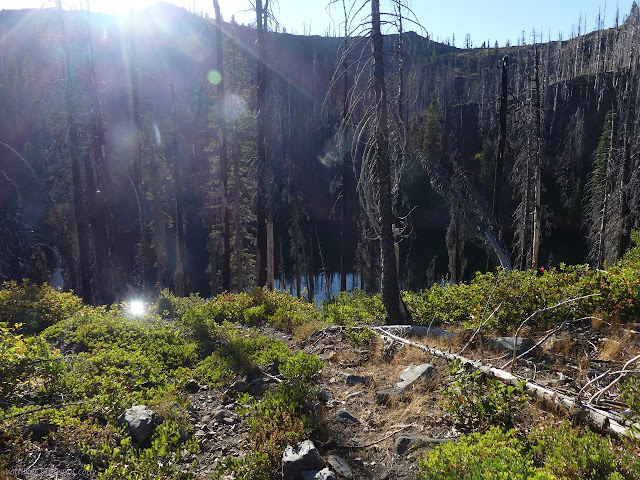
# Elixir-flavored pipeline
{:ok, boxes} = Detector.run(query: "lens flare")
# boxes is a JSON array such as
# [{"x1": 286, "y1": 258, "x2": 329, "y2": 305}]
[
  {"x1": 128, "y1": 300, "x2": 146, "y2": 316},
  {"x1": 153, "y1": 123, "x2": 162, "y2": 146},
  {"x1": 224, "y1": 93, "x2": 247, "y2": 121},
  {"x1": 207, "y1": 70, "x2": 222, "y2": 85}
]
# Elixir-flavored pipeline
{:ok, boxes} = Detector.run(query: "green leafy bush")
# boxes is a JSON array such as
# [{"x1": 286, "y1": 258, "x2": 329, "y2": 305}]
[
  {"x1": 0, "y1": 280, "x2": 84, "y2": 333},
  {"x1": 81, "y1": 420, "x2": 198, "y2": 479},
  {"x1": 532, "y1": 422, "x2": 633, "y2": 480},
  {"x1": 154, "y1": 288, "x2": 204, "y2": 319},
  {"x1": 226, "y1": 351, "x2": 323, "y2": 479},
  {"x1": 405, "y1": 246, "x2": 640, "y2": 333},
  {"x1": 0, "y1": 321, "x2": 65, "y2": 406},
  {"x1": 321, "y1": 290, "x2": 383, "y2": 344},
  {"x1": 418, "y1": 427, "x2": 554, "y2": 480},
  {"x1": 440, "y1": 360, "x2": 528, "y2": 429},
  {"x1": 322, "y1": 290, "x2": 385, "y2": 325}
]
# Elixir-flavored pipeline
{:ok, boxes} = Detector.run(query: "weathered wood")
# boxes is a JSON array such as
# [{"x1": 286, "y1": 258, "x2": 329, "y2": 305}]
[{"x1": 373, "y1": 327, "x2": 638, "y2": 438}]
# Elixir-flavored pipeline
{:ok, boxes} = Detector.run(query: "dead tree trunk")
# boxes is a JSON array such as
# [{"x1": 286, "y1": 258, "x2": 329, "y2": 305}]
[
  {"x1": 233, "y1": 121, "x2": 243, "y2": 291},
  {"x1": 170, "y1": 84, "x2": 186, "y2": 297},
  {"x1": 213, "y1": 0, "x2": 231, "y2": 291},
  {"x1": 59, "y1": 1, "x2": 93, "y2": 304},
  {"x1": 85, "y1": 5, "x2": 115, "y2": 304},
  {"x1": 493, "y1": 56, "x2": 508, "y2": 224},
  {"x1": 307, "y1": 227, "x2": 315, "y2": 303},
  {"x1": 372, "y1": 0, "x2": 410, "y2": 325},
  {"x1": 255, "y1": 0, "x2": 268, "y2": 287},
  {"x1": 375, "y1": 326, "x2": 637, "y2": 438},
  {"x1": 340, "y1": 6, "x2": 350, "y2": 293},
  {"x1": 532, "y1": 45, "x2": 542, "y2": 269},
  {"x1": 129, "y1": 13, "x2": 146, "y2": 292},
  {"x1": 267, "y1": 210, "x2": 275, "y2": 290}
]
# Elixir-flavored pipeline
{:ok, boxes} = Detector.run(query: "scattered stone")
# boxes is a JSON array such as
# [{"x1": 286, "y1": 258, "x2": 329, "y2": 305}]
[
  {"x1": 491, "y1": 337, "x2": 535, "y2": 354},
  {"x1": 396, "y1": 364, "x2": 435, "y2": 389},
  {"x1": 117, "y1": 405, "x2": 154, "y2": 443},
  {"x1": 229, "y1": 378, "x2": 248, "y2": 393},
  {"x1": 212, "y1": 409, "x2": 228, "y2": 421},
  {"x1": 395, "y1": 435, "x2": 453, "y2": 455},
  {"x1": 222, "y1": 416, "x2": 239, "y2": 425},
  {"x1": 185, "y1": 379, "x2": 201, "y2": 393},
  {"x1": 24, "y1": 423, "x2": 57, "y2": 441},
  {"x1": 282, "y1": 440, "x2": 323, "y2": 480},
  {"x1": 375, "y1": 387, "x2": 405, "y2": 405},
  {"x1": 266, "y1": 361, "x2": 282, "y2": 374},
  {"x1": 318, "y1": 388, "x2": 334, "y2": 403},
  {"x1": 336, "y1": 409, "x2": 360, "y2": 424},
  {"x1": 250, "y1": 377, "x2": 264, "y2": 388},
  {"x1": 327, "y1": 454, "x2": 353, "y2": 478},
  {"x1": 302, "y1": 468, "x2": 337, "y2": 480},
  {"x1": 345, "y1": 374, "x2": 371, "y2": 386}
]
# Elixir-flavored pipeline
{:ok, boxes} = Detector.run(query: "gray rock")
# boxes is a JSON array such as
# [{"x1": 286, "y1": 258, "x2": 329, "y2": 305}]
[
  {"x1": 117, "y1": 405, "x2": 154, "y2": 443},
  {"x1": 222, "y1": 416, "x2": 239, "y2": 425},
  {"x1": 491, "y1": 337, "x2": 535, "y2": 354},
  {"x1": 318, "y1": 388, "x2": 334, "y2": 403},
  {"x1": 375, "y1": 387, "x2": 405, "y2": 405},
  {"x1": 213, "y1": 408, "x2": 228, "y2": 421},
  {"x1": 396, "y1": 364, "x2": 435, "y2": 389},
  {"x1": 282, "y1": 440, "x2": 323, "y2": 480},
  {"x1": 185, "y1": 379, "x2": 201, "y2": 393},
  {"x1": 336, "y1": 409, "x2": 360, "y2": 424},
  {"x1": 301, "y1": 468, "x2": 336, "y2": 480},
  {"x1": 345, "y1": 375, "x2": 371, "y2": 386},
  {"x1": 327, "y1": 454, "x2": 353, "y2": 478},
  {"x1": 395, "y1": 434, "x2": 453, "y2": 455},
  {"x1": 230, "y1": 377, "x2": 248, "y2": 392}
]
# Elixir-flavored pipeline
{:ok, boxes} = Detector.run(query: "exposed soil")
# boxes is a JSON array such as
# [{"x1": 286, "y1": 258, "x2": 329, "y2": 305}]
[
  {"x1": 11, "y1": 321, "x2": 640, "y2": 479},
  {"x1": 188, "y1": 320, "x2": 640, "y2": 479}
]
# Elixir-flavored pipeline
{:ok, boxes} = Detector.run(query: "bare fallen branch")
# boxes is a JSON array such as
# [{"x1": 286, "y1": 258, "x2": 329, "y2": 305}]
[
  {"x1": 590, "y1": 353, "x2": 640, "y2": 405},
  {"x1": 373, "y1": 326, "x2": 638, "y2": 438},
  {"x1": 508, "y1": 294, "x2": 600, "y2": 372},
  {"x1": 459, "y1": 302, "x2": 503, "y2": 355},
  {"x1": 332, "y1": 422, "x2": 417, "y2": 449}
]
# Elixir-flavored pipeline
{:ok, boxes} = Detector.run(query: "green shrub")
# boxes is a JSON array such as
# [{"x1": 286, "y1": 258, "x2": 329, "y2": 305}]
[
  {"x1": 0, "y1": 321, "x2": 65, "y2": 406},
  {"x1": 81, "y1": 420, "x2": 198, "y2": 479},
  {"x1": 321, "y1": 290, "x2": 383, "y2": 344},
  {"x1": 418, "y1": 427, "x2": 554, "y2": 480},
  {"x1": 532, "y1": 422, "x2": 631, "y2": 480},
  {"x1": 322, "y1": 290, "x2": 385, "y2": 325},
  {"x1": 154, "y1": 288, "x2": 204, "y2": 319},
  {"x1": 440, "y1": 360, "x2": 528, "y2": 429},
  {"x1": 227, "y1": 351, "x2": 323, "y2": 479},
  {"x1": 0, "y1": 280, "x2": 84, "y2": 333}
]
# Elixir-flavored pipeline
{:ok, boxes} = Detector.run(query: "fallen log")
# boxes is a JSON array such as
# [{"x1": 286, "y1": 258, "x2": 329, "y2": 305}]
[{"x1": 373, "y1": 326, "x2": 639, "y2": 438}]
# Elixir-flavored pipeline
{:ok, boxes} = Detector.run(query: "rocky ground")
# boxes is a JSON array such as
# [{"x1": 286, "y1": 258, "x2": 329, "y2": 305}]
[
  {"x1": 182, "y1": 320, "x2": 640, "y2": 479},
  {"x1": 13, "y1": 321, "x2": 640, "y2": 480}
]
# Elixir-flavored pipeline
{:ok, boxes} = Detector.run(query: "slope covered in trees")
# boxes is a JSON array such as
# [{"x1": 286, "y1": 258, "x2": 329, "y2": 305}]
[{"x1": 2, "y1": 2, "x2": 640, "y2": 303}]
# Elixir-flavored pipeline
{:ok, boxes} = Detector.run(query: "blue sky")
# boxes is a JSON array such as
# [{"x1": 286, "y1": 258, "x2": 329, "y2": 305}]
[{"x1": 1, "y1": 0, "x2": 635, "y2": 47}]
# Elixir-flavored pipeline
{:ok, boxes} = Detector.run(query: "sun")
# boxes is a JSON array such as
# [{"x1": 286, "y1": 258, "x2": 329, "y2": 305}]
[{"x1": 127, "y1": 299, "x2": 146, "y2": 316}]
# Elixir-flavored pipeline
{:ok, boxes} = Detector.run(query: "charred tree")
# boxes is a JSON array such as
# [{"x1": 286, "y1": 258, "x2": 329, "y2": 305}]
[
  {"x1": 213, "y1": 0, "x2": 231, "y2": 291},
  {"x1": 371, "y1": 0, "x2": 410, "y2": 325},
  {"x1": 58, "y1": 1, "x2": 93, "y2": 304},
  {"x1": 255, "y1": 0, "x2": 268, "y2": 287},
  {"x1": 492, "y1": 56, "x2": 508, "y2": 225},
  {"x1": 170, "y1": 84, "x2": 186, "y2": 296}
]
